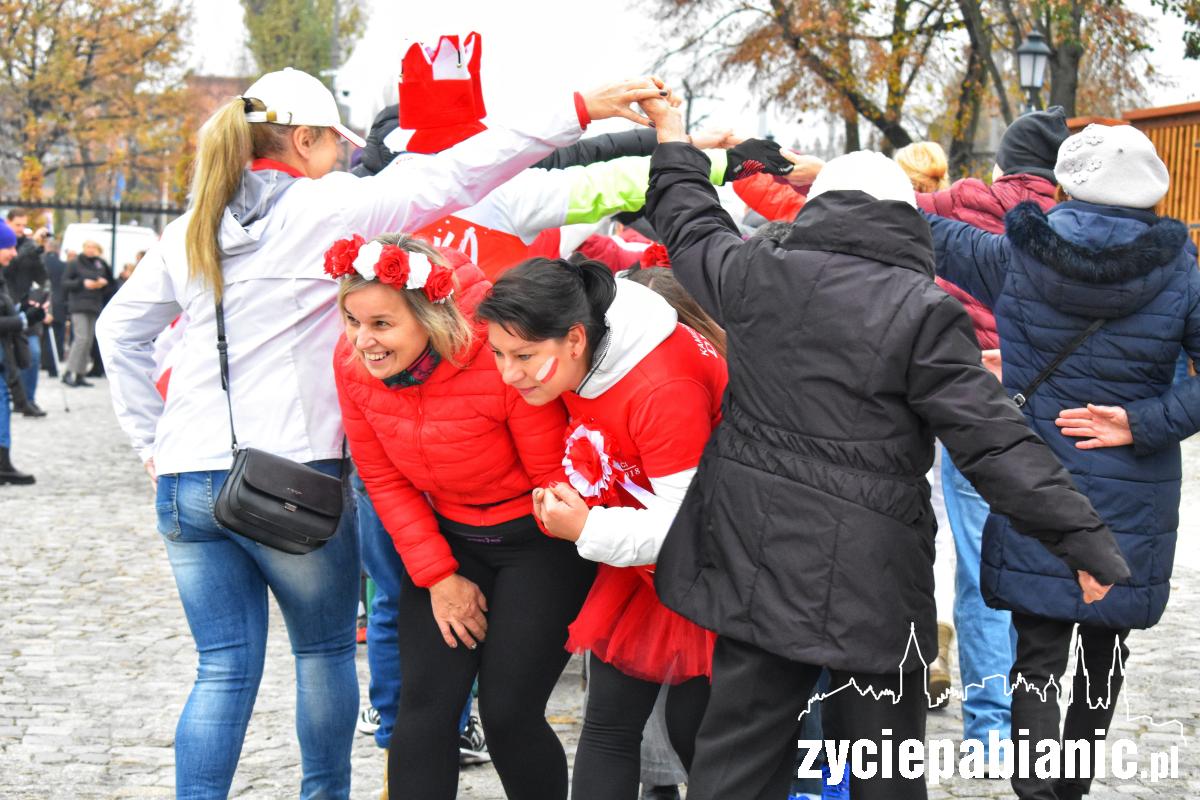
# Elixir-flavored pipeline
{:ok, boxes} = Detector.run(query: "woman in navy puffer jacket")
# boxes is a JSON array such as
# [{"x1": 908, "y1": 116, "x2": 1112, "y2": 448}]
[{"x1": 927, "y1": 123, "x2": 1198, "y2": 800}]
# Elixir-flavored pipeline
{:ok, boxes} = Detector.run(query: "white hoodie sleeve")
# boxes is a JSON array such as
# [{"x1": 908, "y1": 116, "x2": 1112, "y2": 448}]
[
  {"x1": 574, "y1": 468, "x2": 696, "y2": 567},
  {"x1": 95, "y1": 244, "x2": 181, "y2": 463},
  {"x1": 333, "y1": 95, "x2": 584, "y2": 238}
]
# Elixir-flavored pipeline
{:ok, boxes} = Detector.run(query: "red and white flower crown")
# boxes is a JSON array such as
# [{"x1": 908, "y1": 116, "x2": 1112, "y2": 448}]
[{"x1": 323, "y1": 235, "x2": 455, "y2": 304}]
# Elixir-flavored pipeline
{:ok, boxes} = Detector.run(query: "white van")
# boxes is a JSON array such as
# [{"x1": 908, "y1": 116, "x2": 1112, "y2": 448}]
[{"x1": 59, "y1": 223, "x2": 160, "y2": 274}]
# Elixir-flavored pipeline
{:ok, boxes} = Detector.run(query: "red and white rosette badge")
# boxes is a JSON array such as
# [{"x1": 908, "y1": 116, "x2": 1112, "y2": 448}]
[{"x1": 562, "y1": 421, "x2": 660, "y2": 510}]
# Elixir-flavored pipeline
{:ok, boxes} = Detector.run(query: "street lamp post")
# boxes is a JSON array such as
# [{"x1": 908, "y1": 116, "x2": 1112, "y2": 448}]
[{"x1": 1017, "y1": 31, "x2": 1053, "y2": 114}]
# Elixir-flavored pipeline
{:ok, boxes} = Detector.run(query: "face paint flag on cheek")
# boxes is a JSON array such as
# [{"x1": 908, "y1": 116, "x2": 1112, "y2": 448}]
[{"x1": 535, "y1": 355, "x2": 558, "y2": 384}]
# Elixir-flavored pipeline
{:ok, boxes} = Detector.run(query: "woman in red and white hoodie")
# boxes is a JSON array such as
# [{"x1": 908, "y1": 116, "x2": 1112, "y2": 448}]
[
  {"x1": 478, "y1": 259, "x2": 727, "y2": 800},
  {"x1": 328, "y1": 234, "x2": 595, "y2": 800}
]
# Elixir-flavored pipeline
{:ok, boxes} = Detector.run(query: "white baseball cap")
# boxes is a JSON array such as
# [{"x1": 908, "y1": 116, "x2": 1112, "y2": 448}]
[{"x1": 241, "y1": 67, "x2": 365, "y2": 148}]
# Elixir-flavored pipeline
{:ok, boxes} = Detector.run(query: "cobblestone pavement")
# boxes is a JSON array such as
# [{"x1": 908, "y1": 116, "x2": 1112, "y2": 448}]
[{"x1": 2, "y1": 381, "x2": 1199, "y2": 798}]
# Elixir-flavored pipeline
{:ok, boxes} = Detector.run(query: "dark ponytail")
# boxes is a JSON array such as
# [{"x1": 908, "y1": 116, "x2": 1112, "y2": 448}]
[{"x1": 477, "y1": 257, "x2": 616, "y2": 359}]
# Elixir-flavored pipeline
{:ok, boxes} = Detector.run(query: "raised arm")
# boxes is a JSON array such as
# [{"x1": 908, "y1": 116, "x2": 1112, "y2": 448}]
[
  {"x1": 923, "y1": 210, "x2": 1012, "y2": 307},
  {"x1": 335, "y1": 80, "x2": 673, "y2": 239},
  {"x1": 501, "y1": 151, "x2": 729, "y2": 243},
  {"x1": 532, "y1": 127, "x2": 659, "y2": 170}
]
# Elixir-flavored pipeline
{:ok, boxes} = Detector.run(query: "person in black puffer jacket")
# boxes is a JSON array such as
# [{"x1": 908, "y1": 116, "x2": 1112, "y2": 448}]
[
  {"x1": 0, "y1": 224, "x2": 35, "y2": 484},
  {"x1": 640, "y1": 100, "x2": 1129, "y2": 800},
  {"x1": 60, "y1": 240, "x2": 111, "y2": 386},
  {"x1": 926, "y1": 123, "x2": 1198, "y2": 800}
]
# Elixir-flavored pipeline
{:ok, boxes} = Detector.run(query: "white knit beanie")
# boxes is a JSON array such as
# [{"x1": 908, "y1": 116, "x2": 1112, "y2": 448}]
[
  {"x1": 1055, "y1": 124, "x2": 1169, "y2": 209},
  {"x1": 808, "y1": 150, "x2": 917, "y2": 208}
]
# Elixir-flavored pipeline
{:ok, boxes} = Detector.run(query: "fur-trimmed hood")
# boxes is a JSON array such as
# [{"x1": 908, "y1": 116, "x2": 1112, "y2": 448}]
[{"x1": 1005, "y1": 200, "x2": 1191, "y2": 319}]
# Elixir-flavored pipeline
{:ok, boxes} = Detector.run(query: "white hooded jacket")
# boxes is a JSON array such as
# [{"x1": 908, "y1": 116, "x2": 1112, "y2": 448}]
[{"x1": 97, "y1": 98, "x2": 583, "y2": 474}]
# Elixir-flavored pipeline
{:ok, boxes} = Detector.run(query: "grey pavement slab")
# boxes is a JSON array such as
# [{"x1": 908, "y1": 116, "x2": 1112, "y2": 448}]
[{"x1": 1, "y1": 380, "x2": 1198, "y2": 798}]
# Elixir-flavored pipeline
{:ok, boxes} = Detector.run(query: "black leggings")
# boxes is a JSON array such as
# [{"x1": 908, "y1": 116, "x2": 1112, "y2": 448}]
[
  {"x1": 571, "y1": 654, "x2": 711, "y2": 800},
  {"x1": 1010, "y1": 613, "x2": 1130, "y2": 800},
  {"x1": 387, "y1": 515, "x2": 596, "y2": 800}
]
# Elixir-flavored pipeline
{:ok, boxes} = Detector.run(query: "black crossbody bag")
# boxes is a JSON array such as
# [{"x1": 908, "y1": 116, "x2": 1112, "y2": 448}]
[
  {"x1": 212, "y1": 300, "x2": 345, "y2": 554},
  {"x1": 1012, "y1": 318, "x2": 1105, "y2": 408}
]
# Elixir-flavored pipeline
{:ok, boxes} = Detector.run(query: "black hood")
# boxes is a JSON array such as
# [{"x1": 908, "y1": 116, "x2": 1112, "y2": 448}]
[
  {"x1": 784, "y1": 190, "x2": 934, "y2": 277},
  {"x1": 1006, "y1": 200, "x2": 1190, "y2": 318}
]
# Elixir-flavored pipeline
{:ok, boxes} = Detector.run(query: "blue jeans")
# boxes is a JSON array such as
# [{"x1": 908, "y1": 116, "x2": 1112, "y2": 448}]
[
  {"x1": 157, "y1": 461, "x2": 361, "y2": 800},
  {"x1": 940, "y1": 448, "x2": 1017, "y2": 748},
  {"x1": 20, "y1": 333, "x2": 39, "y2": 404},
  {"x1": 355, "y1": 476, "x2": 471, "y2": 749},
  {"x1": 0, "y1": 375, "x2": 10, "y2": 447},
  {"x1": 942, "y1": 447, "x2": 1015, "y2": 749}
]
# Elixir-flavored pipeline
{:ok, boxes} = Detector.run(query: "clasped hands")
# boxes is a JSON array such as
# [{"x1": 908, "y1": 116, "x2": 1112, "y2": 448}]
[{"x1": 532, "y1": 482, "x2": 589, "y2": 543}]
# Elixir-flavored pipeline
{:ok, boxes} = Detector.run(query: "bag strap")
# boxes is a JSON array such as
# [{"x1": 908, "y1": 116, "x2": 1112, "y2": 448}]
[
  {"x1": 1013, "y1": 318, "x2": 1105, "y2": 408},
  {"x1": 215, "y1": 300, "x2": 238, "y2": 452}
]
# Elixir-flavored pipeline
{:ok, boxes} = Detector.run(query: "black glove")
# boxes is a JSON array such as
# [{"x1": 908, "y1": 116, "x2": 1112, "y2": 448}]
[
  {"x1": 724, "y1": 139, "x2": 795, "y2": 183},
  {"x1": 19, "y1": 299, "x2": 45, "y2": 326}
]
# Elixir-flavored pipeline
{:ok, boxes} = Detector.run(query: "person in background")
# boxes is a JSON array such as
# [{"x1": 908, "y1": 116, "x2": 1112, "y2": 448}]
[
  {"x1": 640, "y1": 94, "x2": 1129, "y2": 800},
  {"x1": 0, "y1": 223, "x2": 35, "y2": 484},
  {"x1": 925, "y1": 123, "x2": 1199, "y2": 800},
  {"x1": 40, "y1": 234, "x2": 65, "y2": 378},
  {"x1": 0, "y1": 211, "x2": 51, "y2": 415},
  {"x1": 893, "y1": 139, "x2": 958, "y2": 713},
  {"x1": 914, "y1": 111, "x2": 1070, "y2": 761},
  {"x1": 61, "y1": 240, "x2": 110, "y2": 387}
]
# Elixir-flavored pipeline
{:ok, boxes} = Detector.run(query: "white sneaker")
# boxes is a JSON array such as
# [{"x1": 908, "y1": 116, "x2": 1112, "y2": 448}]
[
  {"x1": 357, "y1": 706, "x2": 381, "y2": 737},
  {"x1": 459, "y1": 715, "x2": 491, "y2": 765}
]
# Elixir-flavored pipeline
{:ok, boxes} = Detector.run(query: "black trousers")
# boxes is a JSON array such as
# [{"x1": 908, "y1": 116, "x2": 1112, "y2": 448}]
[
  {"x1": 571, "y1": 655, "x2": 710, "y2": 800},
  {"x1": 1010, "y1": 612, "x2": 1130, "y2": 800},
  {"x1": 685, "y1": 636, "x2": 928, "y2": 800},
  {"x1": 387, "y1": 515, "x2": 595, "y2": 800}
]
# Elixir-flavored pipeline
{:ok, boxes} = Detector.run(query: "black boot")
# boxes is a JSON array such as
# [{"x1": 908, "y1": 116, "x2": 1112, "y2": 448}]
[
  {"x1": 21, "y1": 401, "x2": 47, "y2": 418},
  {"x1": 0, "y1": 446, "x2": 35, "y2": 485},
  {"x1": 62, "y1": 371, "x2": 78, "y2": 387},
  {"x1": 640, "y1": 786, "x2": 681, "y2": 800}
]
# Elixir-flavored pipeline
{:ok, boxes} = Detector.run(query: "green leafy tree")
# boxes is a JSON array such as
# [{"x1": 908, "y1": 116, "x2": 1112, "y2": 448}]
[
  {"x1": 241, "y1": 0, "x2": 365, "y2": 87},
  {"x1": 0, "y1": 0, "x2": 191, "y2": 203}
]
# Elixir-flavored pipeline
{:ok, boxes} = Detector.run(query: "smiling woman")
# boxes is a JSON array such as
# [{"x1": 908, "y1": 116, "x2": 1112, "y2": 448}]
[
  {"x1": 336, "y1": 234, "x2": 474, "y2": 380},
  {"x1": 328, "y1": 233, "x2": 597, "y2": 799}
]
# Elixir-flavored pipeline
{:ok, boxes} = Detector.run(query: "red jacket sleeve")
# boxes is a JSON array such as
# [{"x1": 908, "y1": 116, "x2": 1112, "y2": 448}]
[
  {"x1": 335, "y1": 365, "x2": 458, "y2": 588},
  {"x1": 504, "y1": 385, "x2": 570, "y2": 487},
  {"x1": 733, "y1": 173, "x2": 805, "y2": 222}
]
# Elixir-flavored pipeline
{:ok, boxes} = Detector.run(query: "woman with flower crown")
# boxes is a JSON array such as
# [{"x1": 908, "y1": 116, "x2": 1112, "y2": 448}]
[
  {"x1": 326, "y1": 233, "x2": 595, "y2": 800},
  {"x1": 476, "y1": 257, "x2": 727, "y2": 800},
  {"x1": 95, "y1": 60, "x2": 668, "y2": 800}
]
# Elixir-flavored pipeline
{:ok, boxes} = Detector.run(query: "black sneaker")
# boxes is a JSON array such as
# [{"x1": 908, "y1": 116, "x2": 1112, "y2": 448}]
[
  {"x1": 459, "y1": 715, "x2": 490, "y2": 765},
  {"x1": 357, "y1": 705, "x2": 381, "y2": 737}
]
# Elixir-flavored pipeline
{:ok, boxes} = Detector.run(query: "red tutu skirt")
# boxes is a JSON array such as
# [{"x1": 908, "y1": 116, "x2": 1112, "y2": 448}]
[{"x1": 566, "y1": 564, "x2": 716, "y2": 684}]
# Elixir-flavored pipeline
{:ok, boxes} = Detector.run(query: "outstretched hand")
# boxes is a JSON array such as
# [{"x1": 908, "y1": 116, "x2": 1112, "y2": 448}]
[
  {"x1": 583, "y1": 77, "x2": 678, "y2": 127},
  {"x1": 779, "y1": 149, "x2": 825, "y2": 186},
  {"x1": 1055, "y1": 404, "x2": 1133, "y2": 449}
]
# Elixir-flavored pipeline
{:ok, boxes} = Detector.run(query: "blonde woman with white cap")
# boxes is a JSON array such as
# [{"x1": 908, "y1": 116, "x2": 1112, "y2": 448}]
[
  {"x1": 95, "y1": 65, "x2": 671, "y2": 800},
  {"x1": 926, "y1": 123, "x2": 1197, "y2": 800}
]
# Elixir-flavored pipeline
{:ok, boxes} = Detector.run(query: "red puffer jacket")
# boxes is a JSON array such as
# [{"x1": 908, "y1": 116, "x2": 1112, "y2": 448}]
[
  {"x1": 334, "y1": 255, "x2": 568, "y2": 587},
  {"x1": 917, "y1": 174, "x2": 1057, "y2": 350}
]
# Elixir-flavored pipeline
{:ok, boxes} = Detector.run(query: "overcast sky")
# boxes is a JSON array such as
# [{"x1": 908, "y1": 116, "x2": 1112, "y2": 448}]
[{"x1": 191, "y1": 0, "x2": 1200, "y2": 143}]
